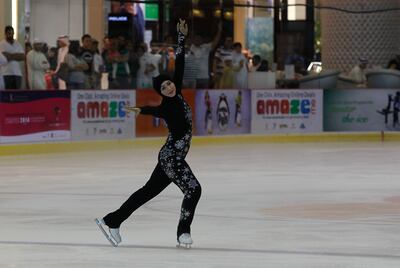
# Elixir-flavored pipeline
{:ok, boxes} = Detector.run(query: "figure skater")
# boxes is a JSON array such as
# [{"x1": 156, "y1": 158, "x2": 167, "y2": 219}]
[{"x1": 95, "y1": 19, "x2": 201, "y2": 248}]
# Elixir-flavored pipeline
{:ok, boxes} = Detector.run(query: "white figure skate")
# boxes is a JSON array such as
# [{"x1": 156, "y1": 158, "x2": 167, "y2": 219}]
[
  {"x1": 95, "y1": 218, "x2": 121, "y2": 247},
  {"x1": 177, "y1": 233, "x2": 193, "y2": 249}
]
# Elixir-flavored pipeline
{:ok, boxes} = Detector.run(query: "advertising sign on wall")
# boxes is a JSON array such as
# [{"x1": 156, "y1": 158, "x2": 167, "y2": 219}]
[
  {"x1": 0, "y1": 91, "x2": 71, "y2": 143},
  {"x1": 135, "y1": 89, "x2": 196, "y2": 137},
  {"x1": 251, "y1": 89, "x2": 323, "y2": 134},
  {"x1": 71, "y1": 90, "x2": 135, "y2": 140},
  {"x1": 195, "y1": 89, "x2": 251, "y2": 136},
  {"x1": 247, "y1": 17, "x2": 274, "y2": 65},
  {"x1": 324, "y1": 89, "x2": 400, "y2": 131}
]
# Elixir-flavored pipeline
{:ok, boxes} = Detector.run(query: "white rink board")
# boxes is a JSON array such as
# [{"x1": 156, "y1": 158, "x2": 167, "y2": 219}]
[{"x1": 71, "y1": 90, "x2": 135, "y2": 140}]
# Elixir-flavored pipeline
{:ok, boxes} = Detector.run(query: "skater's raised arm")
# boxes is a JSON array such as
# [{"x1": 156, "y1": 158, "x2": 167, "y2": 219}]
[{"x1": 173, "y1": 19, "x2": 188, "y2": 93}]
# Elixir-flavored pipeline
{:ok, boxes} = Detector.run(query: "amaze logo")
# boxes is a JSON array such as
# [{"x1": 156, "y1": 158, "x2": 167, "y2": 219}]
[
  {"x1": 256, "y1": 99, "x2": 316, "y2": 115},
  {"x1": 77, "y1": 101, "x2": 127, "y2": 119}
]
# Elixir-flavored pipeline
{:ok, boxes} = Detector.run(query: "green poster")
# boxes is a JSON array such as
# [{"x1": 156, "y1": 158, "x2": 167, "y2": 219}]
[
  {"x1": 145, "y1": 4, "x2": 158, "y2": 20},
  {"x1": 324, "y1": 89, "x2": 400, "y2": 131}
]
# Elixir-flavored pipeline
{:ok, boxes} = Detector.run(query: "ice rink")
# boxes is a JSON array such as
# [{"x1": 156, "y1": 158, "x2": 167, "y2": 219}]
[{"x1": 1, "y1": 140, "x2": 400, "y2": 267}]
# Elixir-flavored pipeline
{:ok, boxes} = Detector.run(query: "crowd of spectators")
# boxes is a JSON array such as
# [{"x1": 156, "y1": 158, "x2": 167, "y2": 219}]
[
  {"x1": 2, "y1": 24, "x2": 398, "y2": 91},
  {"x1": 0, "y1": 25, "x2": 275, "y2": 91}
]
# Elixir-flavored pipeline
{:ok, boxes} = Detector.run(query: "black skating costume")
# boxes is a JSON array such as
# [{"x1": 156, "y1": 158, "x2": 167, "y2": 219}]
[{"x1": 103, "y1": 30, "x2": 202, "y2": 240}]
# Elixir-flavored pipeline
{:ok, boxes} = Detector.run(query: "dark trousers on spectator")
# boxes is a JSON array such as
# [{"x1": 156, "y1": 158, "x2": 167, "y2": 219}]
[
  {"x1": 67, "y1": 82, "x2": 85, "y2": 90},
  {"x1": 3, "y1": 76, "x2": 22, "y2": 89},
  {"x1": 84, "y1": 73, "x2": 96, "y2": 89},
  {"x1": 109, "y1": 76, "x2": 132, "y2": 89},
  {"x1": 196, "y1": 78, "x2": 210, "y2": 89}
]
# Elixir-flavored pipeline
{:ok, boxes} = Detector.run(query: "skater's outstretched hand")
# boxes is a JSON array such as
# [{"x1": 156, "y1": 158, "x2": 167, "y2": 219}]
[
  {"x1": 125, "y1": 106, "x2": 141, "y2": 116},
  {"x1": 177, "y1": 19, "x2": 188, "y2": 36}
]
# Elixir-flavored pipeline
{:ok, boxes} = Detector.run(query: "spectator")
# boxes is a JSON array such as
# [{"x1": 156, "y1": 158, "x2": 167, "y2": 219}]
[
  {"x1": 183, "y1": 49, "x2": 198, "y2": 89},
  {"x1": 0, "y1": 26, "x2": 25, "y2": 89},
  {"x1": 249, "y1": 55, "x2": 262, "y2": 72},
  {"x1": 41, "y1": 43, "x2": 49, "y2": 55},
  {"x1": 257, "y1": 59, "x2": 269, "y2": 71},
  {"x1": 103, "y1": 38, "x2": 118, "y2": 85},
  {"x1": 136, "y1": 42, "x2": 156, "y2": 89},
  {"x1": 101, "y1": 36, "x2": 111, "y2": 59},
  {"x1": 232, "y1": 42, "x2": 248, "y2": 89},
  {"x1": 47, "y1": 47, "x2": 58, "y2": 71},
  {"x1": 25, "y1": 42, "x2": 33, "y2": 54},
  {"x1": 313, "y1": 48, "x2": 321, "y2": 62},
  {"x1": 64, "y1": 40, "x2": 88, "y2": 89},
  {"x1": 55, "y1": 35, "x2": 69, "y2": 90},
  {"x1": 213, "y1": 36, "x2": 233, "y2": 88},
  {"x1": 219, "y1": 55, "x2": 241, "y2": 89},
  {"x1": 387, "y1": 56, "x2": 400, "y2": 71},
  {"x1": 160, "y1": 34, "x2": 175, "y2": 77},
  {"x1": 149, "y1": 40, "x2": 163, "y2": 79},
  {"x1": 45, "y1": 47, "x2": 58, "y2": 89},
  {"x1": 285, "y1": 48, "x2": 305, "y2": 69},
  {"x1": 126, "y1": 40, "x2": 140, "y2": 89},
  {"x1": 107, "y1": 36, "x2": 131, "y2": 89},
  {"x1": 24, "y1": 42, "x2": 33, "y2": 89},
  {"x1": 294, "y1": 59, "x2": 308, "y2": 77},
  {"x1": 81, "y1": 34, "x2": 95, "y2": 89},
  {"x1": 26, "y1": 39, "x2": 50, "y2": 90},
  {"x1": 0, "y1": 51, "x2": 7, "y2": 89},
  {"x1": 101, "y1": 36, "x2": 112, "y2": 79},
  {"x1": 163, "y1": 34, "x2": 174, "y2": 46},
  {"x1": 348, "y1": 57, "x2": 368, "y2": 84},
  {"x1": 92, "y1": 39, "x2": 104, "y2": 89},
  {"x1": 190, "y1": 21, "x2": 222, "y2": 89}
]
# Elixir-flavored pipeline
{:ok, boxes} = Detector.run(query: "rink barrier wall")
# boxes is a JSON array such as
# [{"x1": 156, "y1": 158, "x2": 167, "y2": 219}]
[
  {"x1": 1, "y1": 132, "x2": 400, "y2": 156},
  {"x1": 1, "y1": 89, "x2": 400, "y2": 156}
]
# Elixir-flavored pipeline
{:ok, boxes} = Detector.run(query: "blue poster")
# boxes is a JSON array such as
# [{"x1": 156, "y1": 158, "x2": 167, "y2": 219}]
[{"x1": 246, "y1": 17, "x2": 274, "y2": 65}]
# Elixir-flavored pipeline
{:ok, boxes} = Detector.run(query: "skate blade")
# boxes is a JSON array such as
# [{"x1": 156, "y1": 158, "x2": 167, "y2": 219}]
[
  {"x1": 95, "y1": 218, "x2": 118, "y2": 247},
  {"x1": 176, "y1": 243, "x2": 191, "y2": 249}
]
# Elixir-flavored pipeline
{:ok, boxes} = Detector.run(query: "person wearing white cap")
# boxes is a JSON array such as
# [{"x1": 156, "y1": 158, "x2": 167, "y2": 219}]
[
  {"x1": 55, "y1": 35, "x2": 69, "y2": 89},
  {"x1": 27, "y1": 38, "x2": 50, "y2": 90},
  {"x1": 348, "y1": 57, "x2": 369, "y2": 85},
  {"x1": 0, "y1": 26, "x2": 25, "y2": 89}
]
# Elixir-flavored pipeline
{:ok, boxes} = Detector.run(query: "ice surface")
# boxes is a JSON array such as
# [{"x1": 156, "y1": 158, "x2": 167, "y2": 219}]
[{"x1": 1, "y1": 141, "x2": 400, "y2": 267}]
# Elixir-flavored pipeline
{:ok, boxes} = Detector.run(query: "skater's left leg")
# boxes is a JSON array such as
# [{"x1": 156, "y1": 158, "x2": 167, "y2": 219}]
[
  {"x1": 170, "y1": 161, "x2": 202, "y2": 238},
  {"x1": 177, "y1": 182, "x2": 201, "y2": 236},
  {"x1": 159, "y1": 147, "x2": 201, "y2": 242}
]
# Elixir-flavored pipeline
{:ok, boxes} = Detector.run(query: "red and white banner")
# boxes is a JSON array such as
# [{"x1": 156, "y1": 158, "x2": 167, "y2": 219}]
[
  {"x1": 0, "y1": 91, "x2": 71, "y2": 143},
  {"x1": 71, "y1": 90, "x2": 135, "y2": 140},
  {"x1": 251, "y1": 89, "x2": 323, "y2": 134}
]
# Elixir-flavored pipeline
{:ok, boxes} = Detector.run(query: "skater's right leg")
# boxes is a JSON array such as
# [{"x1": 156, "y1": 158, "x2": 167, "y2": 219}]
[{"x1": 102, "y1": 163, "x2": 171, "y2": 228}]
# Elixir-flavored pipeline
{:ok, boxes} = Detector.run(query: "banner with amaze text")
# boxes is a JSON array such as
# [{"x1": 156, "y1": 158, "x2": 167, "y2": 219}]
[
  {"x1": 0, "y1": 91, "x2": 71, "y2": 143},
  {"x1": 251, "y1": 89, "x2": 323, "y2": 134},
  {"x1": 71, "y1": 90, "x2": 135, "y2": 140}
]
